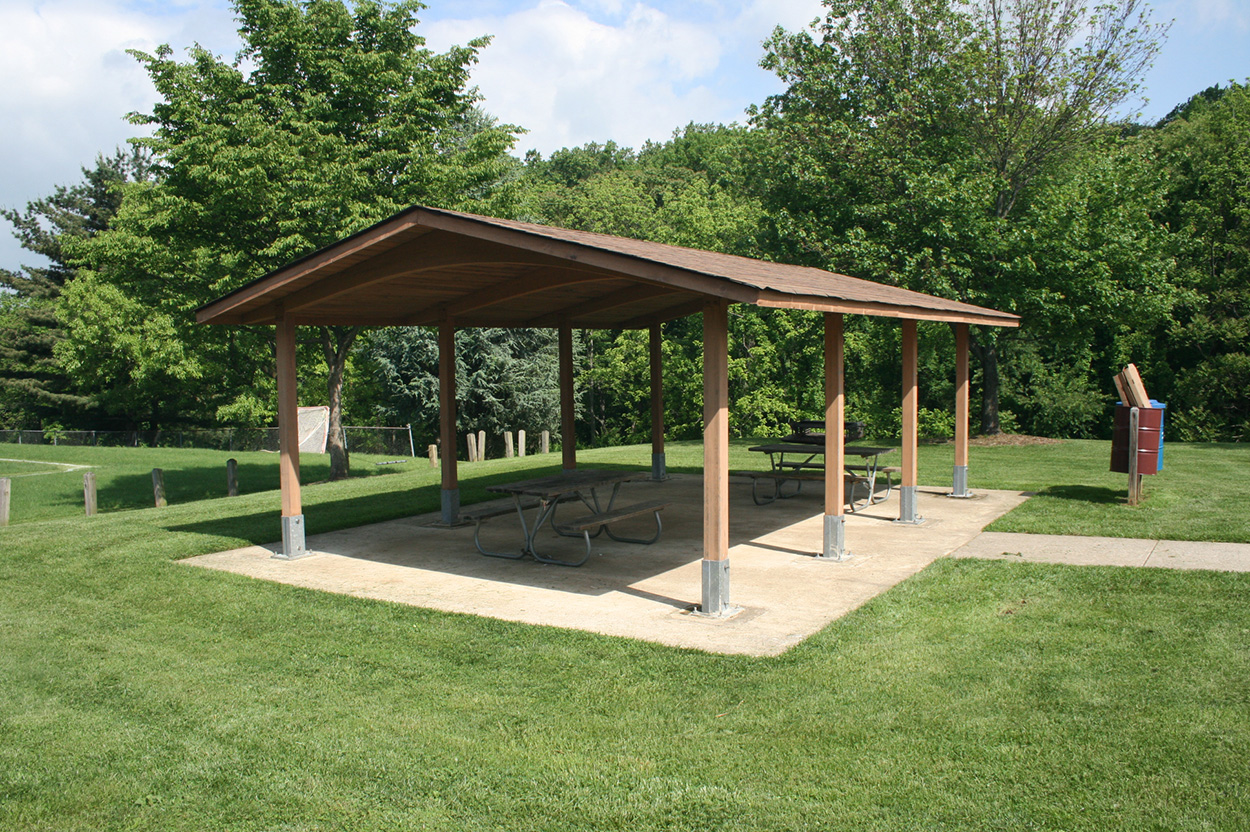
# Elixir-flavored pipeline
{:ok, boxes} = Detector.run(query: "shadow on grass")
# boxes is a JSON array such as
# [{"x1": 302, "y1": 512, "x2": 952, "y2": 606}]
[
  {"x1": 1035, "y1": 484, "x2": 1123, "y2": 505},
  {"x1": 161, "y1": 463, "x2": 591, "y2": 545},
  {"x1": 108, "y1": 462, "x2": 411, "y2": 514}
]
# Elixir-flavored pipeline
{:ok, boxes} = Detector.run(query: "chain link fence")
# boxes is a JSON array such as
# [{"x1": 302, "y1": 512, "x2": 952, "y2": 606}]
[{"x1": 0, "y1": 426, "x2": 416, "y2": 456}]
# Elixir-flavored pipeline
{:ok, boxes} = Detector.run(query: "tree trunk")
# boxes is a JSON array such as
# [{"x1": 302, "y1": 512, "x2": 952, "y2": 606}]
[
  {"x1": 321, "y1": 325, "x2": 361, "y2": 481},
  {"x1": 976, "y1": 332, "x2": 1001, "y2": 436}
]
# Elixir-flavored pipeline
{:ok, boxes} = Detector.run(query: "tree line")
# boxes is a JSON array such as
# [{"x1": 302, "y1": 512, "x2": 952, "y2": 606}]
[{"x1": 1, "y1": 0, "x2": 1246, "y2": 480}]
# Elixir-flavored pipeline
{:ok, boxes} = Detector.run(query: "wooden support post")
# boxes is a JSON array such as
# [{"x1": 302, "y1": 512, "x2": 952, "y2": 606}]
[
  {"x1": 226, "y1": 458, "x2": 239, "y2": 497},
  {"x1": 466, "y1": 432, "x2": 477, "y2": 463},
  {"x1": 540, "y1": 430, "x2": 550, "y2": 455},
  {"x1": 478, "y1": 429, "x2": 487, "y2": 461},
  {"x1": 822, "y1": 313, "x2": 847, "y2": 559},
  {"x1": 702, "y1": 299, "x2": 731, "y2": 615},
  {"x1": 427, "y1": 444, "x2": 438, "y2": 468},
  {"x1": 0, "y1": 477, "x2": 10, "y2": 527},
  {"x1": 83, "y1": 471, "x2": 97, "y2": 517},
  {"x1": 649, "y1": 323, "x2": 667, "y2": 480},
  {"x1": 898, "y1": 319, "x2": 922, "y2": 523},
  {"x1": 504, "y1": 431, "x2": 514, "y2": 458},
  {"x1": 152, "y1": 468, "x2": 167, "y2": 508},
  {"x1": 275, "y1": 313, "x2": 306, "y2": 557},
  {"x1": 559, "y1": 324, "x2": 576, "y2": 470},
  {"x1": 438, "y1": 320, "x2": 460, "y2": 524},
  {"x1": 518, "y1": 429, "x2": 527, "y2": 457},
  {"x1": 952, "y1": 323, "x2": 971, "y2": 497}
]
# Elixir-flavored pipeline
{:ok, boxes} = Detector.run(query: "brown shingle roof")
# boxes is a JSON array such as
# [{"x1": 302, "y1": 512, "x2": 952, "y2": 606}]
[{"x1": 197, "y1": 205, "x2": 1019, "y2": 329}]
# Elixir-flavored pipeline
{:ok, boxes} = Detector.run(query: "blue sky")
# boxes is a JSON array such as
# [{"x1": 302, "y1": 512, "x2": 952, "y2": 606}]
[{"x1": 2, "y1": 0, "x2": 1247, "y2": 273}]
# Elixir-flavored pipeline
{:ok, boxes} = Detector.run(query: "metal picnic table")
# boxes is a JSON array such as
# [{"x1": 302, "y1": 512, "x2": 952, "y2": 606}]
[
  {"x1": 476, "y1": 469, "x2": 666, "y2": 567},
  {"x1": 745, "y1": 443, "x2": 898, "y2": 510}
]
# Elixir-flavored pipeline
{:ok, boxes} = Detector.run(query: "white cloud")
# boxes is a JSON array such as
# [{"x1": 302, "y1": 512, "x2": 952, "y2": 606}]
[
  {"x1": 427, "y1": 1, "x2": 726, "y2": 153},
  {"x1": 424, "y1": 0, "x2": 825, "y2": 155},
  {"x1": 0, "y1": 0, "x2": 239, "y2": 271}
]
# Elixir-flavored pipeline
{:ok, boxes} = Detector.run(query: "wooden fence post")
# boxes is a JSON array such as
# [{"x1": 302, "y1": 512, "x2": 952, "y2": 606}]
[
  {"x1": 540, "y1": 430, "x2": 550, "y2": 455},
  {"x1": 518, "y1": 429, "x2": 526, "y2": 457},
  {"x1": 504, "y1": 431, "x2": 514, "y2": 459},
  {"x1": 152, "y1": 468, "x2": 167, "y2": 508},
  {"x1": 466, "y1": 432, "x2": 477, "y2": 463},
  {"x1": 477, "y1": 430, "x2": 487, "y2": 461},
  {"x1": 0, "y1": 477, "x2": 10, "y2": 527},
  {"x1": 226, "y1": 458, "x2": 239, "y2": 497},
  {"x1": 84, "y1": 472, "x2": 97, "y2": 517},
  {"x1": 428, "y1": 444, "x2": 438, "y2": 468}
]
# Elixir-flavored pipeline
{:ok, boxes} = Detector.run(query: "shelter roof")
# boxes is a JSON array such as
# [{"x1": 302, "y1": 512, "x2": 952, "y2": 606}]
[{"x1": 196, "y1": 205, "x2": 1019, "y2": 329}]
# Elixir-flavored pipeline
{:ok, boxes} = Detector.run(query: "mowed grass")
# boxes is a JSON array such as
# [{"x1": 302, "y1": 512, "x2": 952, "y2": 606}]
[
  {"x1": 0, "y1": 461, "x2": 1247, "y2": 830},
  {"x1": 4, "y1": 437, "x2": 1249, "y2": 543},
  {"x1": 0, "y1": 444, "x2": 419, "y2": 524}
]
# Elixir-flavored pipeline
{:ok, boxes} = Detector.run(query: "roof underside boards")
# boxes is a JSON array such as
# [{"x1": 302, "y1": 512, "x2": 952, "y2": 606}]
[{"x1": 196, "y1": 206, "x2": 1020, "y2": 330}]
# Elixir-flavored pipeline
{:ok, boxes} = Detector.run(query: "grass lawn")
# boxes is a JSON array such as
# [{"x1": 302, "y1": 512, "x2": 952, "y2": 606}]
[
  {"x1": 1, "y1": 440, "x2": 1248, "y2": 829},
  {"x1": 4, "y1": 437, "x2": 1248, "y2": 542}
]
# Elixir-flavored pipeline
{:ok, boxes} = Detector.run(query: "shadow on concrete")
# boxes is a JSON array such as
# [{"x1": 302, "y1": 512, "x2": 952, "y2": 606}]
[{"x1": 184, "y1": 473, "x2": 867, "y2": 601}]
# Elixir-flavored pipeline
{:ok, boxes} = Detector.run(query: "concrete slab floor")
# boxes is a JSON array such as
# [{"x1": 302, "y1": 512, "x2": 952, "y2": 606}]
[{"x1": 184, "y1": 474, "x2": 1029, "y2": 656}]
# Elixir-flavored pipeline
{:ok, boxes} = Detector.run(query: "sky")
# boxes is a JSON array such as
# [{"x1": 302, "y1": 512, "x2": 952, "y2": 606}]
[{"x1": 2, "y1": 0, "x2": 1248, "y2": 274}]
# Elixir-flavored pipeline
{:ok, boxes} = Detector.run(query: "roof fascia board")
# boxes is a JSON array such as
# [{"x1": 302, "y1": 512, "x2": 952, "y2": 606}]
[{"x1": 755, "y1": 292, "x2": 1020, "y2": 327}]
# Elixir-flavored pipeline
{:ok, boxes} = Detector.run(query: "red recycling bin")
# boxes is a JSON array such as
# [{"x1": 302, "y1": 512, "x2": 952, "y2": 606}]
[{"x1": 1110, "y1": 406, "x2": 1162, "y2": 475}]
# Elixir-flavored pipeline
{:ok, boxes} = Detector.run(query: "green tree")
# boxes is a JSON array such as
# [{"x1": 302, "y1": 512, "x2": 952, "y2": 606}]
[
  {"x1": 365, "y1": 326, "x2": 563, "y2": 456},
  {"x1": 1152, "y1": 84, "x2": 1250, "y2": 440},
  {"x1": 0, "y1": 150, "x2": 152, "y2": 428},
  {"x1": 65, "y1": 0, "x2": 519, "y2": 476},
  {"x1": 753, "y1": 0, "x2": 1169, "y2": 433}
]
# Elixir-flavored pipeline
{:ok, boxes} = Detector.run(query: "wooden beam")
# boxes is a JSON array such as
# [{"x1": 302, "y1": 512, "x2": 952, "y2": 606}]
[
  {"x1": 825, "y1": 313, "x2": 845, "y2": 519},
  {"x1": 281, "y1": 235, "x2": 586, "y2": 315},
  {"x1": 618, "y1": 297, "x2": 707, "y2": 330},
  {"x1": 438, "y1": 320, "x2": 458, "y2": 494},
  {"x1": 276, "y1": 313, "x2": 301, "y2": 518},
  {"x1": 703, "y1": 299, "x2": 729, "y2": 564},
  {"x1": 412, "y1": 208, "x2": 762, "y2": 305},
  {"x1": 955, "y1": 323, "x2": 970, "y2": 469},
  {"x1": 526, "y1": 283, "x2": 677, "y2": 327},
  {"x1": 755, "y1": 292, "x2": 1020, "y2": 328},
  {"x1": 650, "y1": 323, "x2": 664, "y2": 459},
  {"x1": 197, "y1": 219, "x2": 427, "y2": 323},
  {"x1": 559, "y1": 324, "x2": 576, "y2": 471},
  {"x1": 443, "y1": 269, "x2": 600, "y2": 319},
  {"x1": 901, "y1": 319, "x2": 919, "y2": 491}
]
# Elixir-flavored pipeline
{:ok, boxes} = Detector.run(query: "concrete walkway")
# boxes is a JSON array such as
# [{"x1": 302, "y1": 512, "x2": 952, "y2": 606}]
[{"x1": 952, "y1": 531, "x2": 1250, "y2": 572}]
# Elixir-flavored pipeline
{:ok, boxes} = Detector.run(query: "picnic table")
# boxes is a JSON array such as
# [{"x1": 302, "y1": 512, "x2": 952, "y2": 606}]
[
  {"x1": 742, "y1": 443, "x2": 898, "y2": 510},
  {"x1": 469, "y1": 469, "x2": 669, "y2": 567}
]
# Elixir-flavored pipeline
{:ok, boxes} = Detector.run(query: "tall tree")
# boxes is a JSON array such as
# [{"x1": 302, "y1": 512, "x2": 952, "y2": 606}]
[
  {"x1": 65, "y1": 0, "x2": 519, "y2": 476},
  {"x1": 1152, "y1": 84, "x2": 1250, "y2": 440},
  {"x1": 0, "y1": 149, "x2": 152, "y2": 428},
  {"x1": 754, "y1": 0, "x2": 1168, "y2": 433}
]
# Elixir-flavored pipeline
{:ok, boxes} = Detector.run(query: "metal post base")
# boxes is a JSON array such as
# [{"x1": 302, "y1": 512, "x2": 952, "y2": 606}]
[
  {"x1": 949, "y1": 465, "x2": 973, "y2": 498},
  {"x1": 895, "y1": 486, "x2": 925, "y2": 525},
  {"x1": 699, "y1": 558, "x2": 733, "y2": 617},
  {"x1": 441, "y1": 488, "x2": 460, "y2": 526},
  {"x1": 274, "y1": 514, "x2": 308, "y2": 560},
  {"x1": 820, "y1": 513, "x2": 849, "y2": 560},
  {"x1": 651, "y1": 452, "x2": 668, "y2": 481}
]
